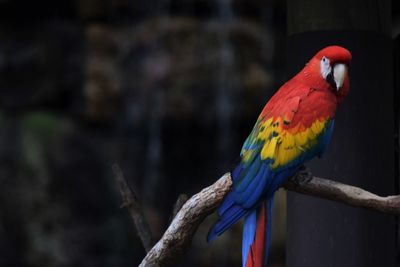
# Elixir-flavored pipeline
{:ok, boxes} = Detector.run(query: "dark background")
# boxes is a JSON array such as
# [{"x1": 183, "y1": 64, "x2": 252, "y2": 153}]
[{"x1": 0, "y1": 0, "x2": 398, "y2": 267}]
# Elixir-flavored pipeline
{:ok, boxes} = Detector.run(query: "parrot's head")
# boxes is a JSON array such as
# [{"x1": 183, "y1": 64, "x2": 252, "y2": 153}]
[{"x1": 310, "y1": 46, "x2": 352, "y2": 103}]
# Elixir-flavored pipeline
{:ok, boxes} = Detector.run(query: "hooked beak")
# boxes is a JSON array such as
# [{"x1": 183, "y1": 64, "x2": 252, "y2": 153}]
[{"x1": 332, "y1": 63, "x2": 347, "y2": 91}]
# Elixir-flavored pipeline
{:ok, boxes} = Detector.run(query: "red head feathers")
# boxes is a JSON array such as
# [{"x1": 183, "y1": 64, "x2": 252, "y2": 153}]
[
  {"x1": 314, "y1": 46, "x2": 352, "y2": 66},
  {"x1": 301, "y1": 46, "x2": 352, "y2": 103}
]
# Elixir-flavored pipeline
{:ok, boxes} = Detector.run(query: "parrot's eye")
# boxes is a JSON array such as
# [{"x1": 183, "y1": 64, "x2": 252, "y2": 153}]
[{"x1": 320, "y1": 56, "x2": 331, "y2": 79}]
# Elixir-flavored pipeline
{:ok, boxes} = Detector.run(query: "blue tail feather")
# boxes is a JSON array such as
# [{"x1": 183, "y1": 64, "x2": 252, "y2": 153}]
[
  {"x1": 265, "y1": 198, "x2": 273, "y2": 265},
  {"x1": 242, "y1": 198, "x2": 274, "y2": 267},
  {"x1": 242, "y1": 210, "x2": 257, "y2": 267}
]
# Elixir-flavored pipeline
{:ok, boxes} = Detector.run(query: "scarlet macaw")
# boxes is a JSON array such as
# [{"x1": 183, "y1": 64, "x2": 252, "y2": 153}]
[{"x1": 208, "y1": 46, "x2": 352, "y2": 267}]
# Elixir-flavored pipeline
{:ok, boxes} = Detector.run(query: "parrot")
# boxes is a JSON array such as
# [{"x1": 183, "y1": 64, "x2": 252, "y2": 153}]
[{"x1": 207, "y1": 46, "x2": 352, "y2": 267}]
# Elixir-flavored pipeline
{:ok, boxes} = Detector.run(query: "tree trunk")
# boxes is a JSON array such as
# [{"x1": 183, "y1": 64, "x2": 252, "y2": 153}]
[{"x1": 286, "y1": 0, "x2": 397, "y2": 266}]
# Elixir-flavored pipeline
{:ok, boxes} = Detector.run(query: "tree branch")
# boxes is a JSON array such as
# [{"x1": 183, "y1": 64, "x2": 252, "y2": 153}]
[
  {"x1": 139, "y1": 173, "x2": 232, "y2": 267},
  {"x1": 284, "y1": 176, "x2": 400, "y2": 215},
  {"x1": 112, "y1": 164, "x2": 154, "y2": 252},
  {"x1": 138, "y1": 172, "x2": 400, "y2": 266},
  {"x1": 171, "y1": 194, "x2": 189, "y2": 221}
]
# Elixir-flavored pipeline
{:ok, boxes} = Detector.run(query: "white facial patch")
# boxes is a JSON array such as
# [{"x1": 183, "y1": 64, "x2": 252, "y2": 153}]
[
  {"x1": 320, "y1": 56, "x2": 331, "y2": 79},
  {"x1": 333, "y1": 63, "x2": 347, "y2": 91}
]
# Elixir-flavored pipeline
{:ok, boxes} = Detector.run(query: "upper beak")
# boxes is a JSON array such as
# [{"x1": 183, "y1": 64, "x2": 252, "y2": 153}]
[{"x1": 333, "y1": 63, "x2": 347, "y2": 91}]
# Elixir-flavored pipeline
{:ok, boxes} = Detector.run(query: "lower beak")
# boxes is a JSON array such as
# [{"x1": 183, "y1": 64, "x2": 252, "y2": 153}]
[{"x1": 333, "y1": 63, "x2": 347, "y2": 91}]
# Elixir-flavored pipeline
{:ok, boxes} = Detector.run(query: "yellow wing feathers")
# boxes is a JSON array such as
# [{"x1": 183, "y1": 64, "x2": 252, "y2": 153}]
[{"x1": 256, "y1": 118, "x2": 327, "y2": 169}]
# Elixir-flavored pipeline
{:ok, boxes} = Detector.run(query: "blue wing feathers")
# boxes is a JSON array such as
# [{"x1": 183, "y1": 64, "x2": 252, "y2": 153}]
[
  {"x1": 207, "y1": 205, "x2": 247, "y2": 242},
  {"x1": 208, "y1": 162, "x2": 271, "y2": 242},
  {"x1": 232, "y1": 165, "x2": 243, "y2": 182},
  {"x1": 218, "y1": 191, "x2": 236, "y2": 215},
  {"x1": 235, "y1": 157, "x2": 262, "y2": 193},
  {"x1": 241, "y1": 165, "x2": 269, "y2": 208}
]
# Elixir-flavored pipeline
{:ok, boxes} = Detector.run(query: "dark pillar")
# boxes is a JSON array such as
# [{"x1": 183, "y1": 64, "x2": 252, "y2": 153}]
[{"x1": 286, "y1": 1, "x2": 397, "y2": 266}]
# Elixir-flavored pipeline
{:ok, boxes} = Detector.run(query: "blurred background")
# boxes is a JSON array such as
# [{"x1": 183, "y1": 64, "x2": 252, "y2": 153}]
[{"x1": 0, "y1": 0, "x2": 399, "y2": 267}]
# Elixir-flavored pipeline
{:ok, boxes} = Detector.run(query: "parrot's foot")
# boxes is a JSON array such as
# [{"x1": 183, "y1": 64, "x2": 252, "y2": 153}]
[{"x1": 292, "y1": 165, "x2": 313, "y2": 186}]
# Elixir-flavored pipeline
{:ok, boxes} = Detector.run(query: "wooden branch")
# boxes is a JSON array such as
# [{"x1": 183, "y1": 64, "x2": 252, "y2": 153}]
[
  {"x1": 139, "y1": 173, "x2": 232, "y2": 267},
  {"x1": 284, "y1": 176, "x2": 400, "y2": 215},
  {"x1": 171, "y1": 194, "x2": 189, "y2": 220},
  {"x1": 112, "y1": 164, "x2": 154, "y2": 252},
  {"x1": 139, "y1": 172, "x2": 400, "y2": 267}
]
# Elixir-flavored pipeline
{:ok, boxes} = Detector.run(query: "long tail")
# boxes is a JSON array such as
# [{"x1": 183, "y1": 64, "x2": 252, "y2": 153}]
[{"x1": 242, "y1": 199, "x2": 273, "y2": 267}]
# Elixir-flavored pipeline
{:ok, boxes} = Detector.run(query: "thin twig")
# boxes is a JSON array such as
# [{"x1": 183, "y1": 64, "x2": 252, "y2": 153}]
[
  {"x1": 112, "y1": 164, "x2": 154, "y2": 252},
  {"x1": 139, "y1": 172, "x2": 400, "y2": 266}
]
